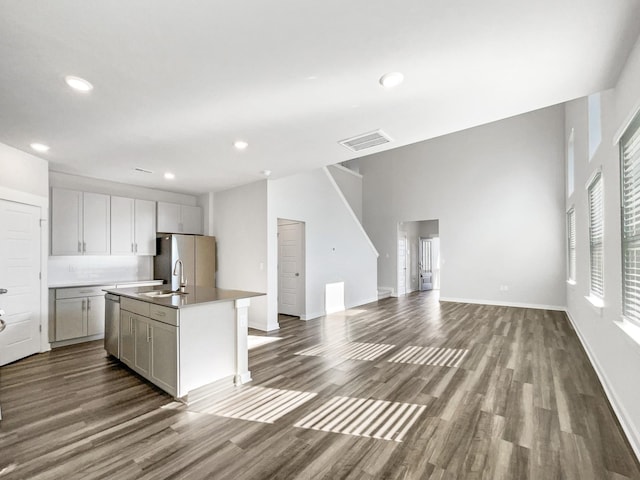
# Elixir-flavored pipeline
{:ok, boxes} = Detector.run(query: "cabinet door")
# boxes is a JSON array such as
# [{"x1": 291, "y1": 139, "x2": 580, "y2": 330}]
[
  {"x1": 150, "y1": 320, "x2": 178, "y2": 395},
  {"x1": 134, "y1": 317, "x2": 151, "y2": 376},
  {"x1": 181, "y1": 205, "x2": 203, "y2": 235},
  {"x1": 86, "y1": 295, "x2": 105, "y2": 336},
  {"x1": 51, "y1": 188, "x2": 83, "y2": 255},
  {"x1": 134, "y1": 199, "x2": 156, "y2": 255},
  {"x1": 111, "y1": 196, "x2": 135, "y2": 255},
  {"x1": 156, "y1": 202, "x2": 180, "y2": 233},
  {"x1": 120, "y1": 312, "x2": 135, "y2": 367},
  {"x1": 55, "y1": 298, "x2": 86, "y2": 341},
  {"x1": 83, "y1": 192, "x2": 111, "y2": 255}
]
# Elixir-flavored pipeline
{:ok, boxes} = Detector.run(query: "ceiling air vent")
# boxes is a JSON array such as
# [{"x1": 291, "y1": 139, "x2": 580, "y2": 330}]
[{"x1": 339, "y1": 129, "x2": 392, "y2": 152}]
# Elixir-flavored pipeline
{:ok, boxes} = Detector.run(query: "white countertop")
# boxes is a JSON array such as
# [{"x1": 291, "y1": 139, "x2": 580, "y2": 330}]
[{"x1": 49, "y1": 279, "x2": 164, "y2": 289}]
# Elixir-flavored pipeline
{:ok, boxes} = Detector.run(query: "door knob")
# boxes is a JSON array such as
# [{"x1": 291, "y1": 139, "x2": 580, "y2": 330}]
[
  {"x1": 0, "y1": 288, "x2": 7, "y2": 294},
  {"x1": 0, "y1": 318, "x2": 5, "y2": 333},
  {"x1": 295, "y1": 273, "x2": 300, "y2": 277}
]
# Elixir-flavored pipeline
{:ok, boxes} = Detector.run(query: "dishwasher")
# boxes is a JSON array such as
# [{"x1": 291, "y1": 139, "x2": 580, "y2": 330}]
[{"x1": 104, "y1": 293, "x2": 120, "y2": 358}]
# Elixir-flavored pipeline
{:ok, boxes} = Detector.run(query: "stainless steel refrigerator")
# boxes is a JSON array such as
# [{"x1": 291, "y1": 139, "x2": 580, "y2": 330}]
[{"x1": 154, "y1": 234, "x2": 216, "y2": 290}]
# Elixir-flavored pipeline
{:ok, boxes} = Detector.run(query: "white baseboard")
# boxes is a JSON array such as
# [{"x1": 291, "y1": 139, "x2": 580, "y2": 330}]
[
  {"x1": 438, "y1": 296, "x2": 566, "y2": 311},
  {"x1": 564, "y1": 310, "x2": 640, "y2": 461}
]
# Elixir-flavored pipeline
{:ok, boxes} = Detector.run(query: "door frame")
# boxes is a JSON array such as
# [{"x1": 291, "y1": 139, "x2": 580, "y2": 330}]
[
  {"x1": 0, "y1": 186, "x2": 49, "y2": 354},
  {"x1": 277, "y1": 218, "x2": 306, "y2": 318},
  {"x1": 397, "y1": 233, "x2": 408, "y2": 296}
]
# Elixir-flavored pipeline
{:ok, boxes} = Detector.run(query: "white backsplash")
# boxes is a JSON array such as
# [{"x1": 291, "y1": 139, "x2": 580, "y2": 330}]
[{"x1": 48, "y1": 255, "x2": 154, "y2": 285}]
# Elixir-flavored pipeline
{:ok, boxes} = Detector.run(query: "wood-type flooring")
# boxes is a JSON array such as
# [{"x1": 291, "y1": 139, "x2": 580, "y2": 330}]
[{"x1": 1, "y1": 292, "x2": 639, "y2": 479}]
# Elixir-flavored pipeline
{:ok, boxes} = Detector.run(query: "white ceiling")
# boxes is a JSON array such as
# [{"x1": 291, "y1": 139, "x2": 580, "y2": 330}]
[{"x1": 1, "y1": 0, "x2": 639, "y2": 194}]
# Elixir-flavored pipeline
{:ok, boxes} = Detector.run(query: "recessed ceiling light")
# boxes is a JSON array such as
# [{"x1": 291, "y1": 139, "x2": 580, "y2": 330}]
[
  {"x1": 234, "y1": 140, "x2": 249, "y2": 150},
  {"x1": 261, "y1": 170, "x2": 272, "y2": 177},
  {"x1": 65, "y1": 75, "x2": 93, "y2": 92},
  {"x1": 30, "y1": 143, "x2": 50, "y2": 153},
  {"x1": 379, "y1": 72, "x2": 404, "y2": 88},
  {"x1": 164, "y1": 172, "x2": 175, "y2": 180}
]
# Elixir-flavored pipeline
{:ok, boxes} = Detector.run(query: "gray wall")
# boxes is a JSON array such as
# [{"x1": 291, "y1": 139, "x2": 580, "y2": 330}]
[
  {"x1": 360, "y1": 104, "x2": 566, "y2": 308},
  {"x1": 565, "y1": 35, "x2": 640, "y2": 457},
  {"x1": 267, "y1": 168, "x2": 378, "y2": 323},
  {"x1": 0, "y1": 143, "x2": 49, "y2": 198},
  {"x1": 327, "y1": 164, "x2": 363, "y2": 222},
  {"x1": 214, "y1": 180, "x2": 269, "y2": 330}
]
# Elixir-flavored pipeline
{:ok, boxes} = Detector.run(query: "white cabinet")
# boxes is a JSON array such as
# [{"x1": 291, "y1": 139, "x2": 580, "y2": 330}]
[
  {"x1": 150, "y1": 320, "x2": 178, "y2": 393},
  {"x1": 181, "y1": 205, "x2": 203, "y2": 235},
  {"x1": 51, "y1": 188, "x2": 82, "y2": 255},
  {"x1": 120, "y1": 311, "x2": 135, "y2": 366},
  {"x1": 120, "y1": 301, "x2": 178, "y2": 396},
  {"x1": 134, "y1": 199, "x2": 157, "y2": 255},
  {"x1": 54, "y1": 287, "x2": 111, "y2": 342},
  {"x1": 134, "y1": 316, "x2": 152, "y2": 377},
  {"x1": 87, "y1": 295, "x2": 105, "y2": 336},
  {"x1": 111, "y1": 197, "x2": 157, "y2": 255},
  {"x1": 51, "y1": 188, "x2": 110, "y2": 255},
  {"x1": 55, "y1": 298, "x2": 85, "y2": 341},
  {"x1": 157, "y1": 202, "x2": 203, "y2": 235}
]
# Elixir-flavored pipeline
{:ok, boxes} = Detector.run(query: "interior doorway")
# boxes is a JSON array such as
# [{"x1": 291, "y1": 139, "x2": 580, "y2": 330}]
[
  {"x1": 397, "y1": 219, "x2": 440, "y2": 295},
  {"x1": 397, "y1": 233, "x2": 408, "y2": 296},
  {"x1": 277, "y1": 219, "x2": 305, "y2": 317}
]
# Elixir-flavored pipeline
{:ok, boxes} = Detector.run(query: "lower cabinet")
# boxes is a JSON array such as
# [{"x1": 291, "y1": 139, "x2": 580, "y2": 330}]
[
  {"x1": 54, "y1": 287, "x2": 110, "y2": 342},
  {"x1": 120, "y1": 309, "x2": 178, "y2": 396}
]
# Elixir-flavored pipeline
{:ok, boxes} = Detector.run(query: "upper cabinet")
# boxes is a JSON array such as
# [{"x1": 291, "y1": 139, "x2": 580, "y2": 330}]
[
  {"x1": 111, "y1": 197, "x2": 156, "y2": 256},
  {"x1": 51, "y1": 188, "x2": 110, "y2": 255},
  {"x1": 51, "y1": 188, "x2": 157, "y2": 256},
  {"x1": 157, "y1": 202, "x2": 203, "y2": 235}
]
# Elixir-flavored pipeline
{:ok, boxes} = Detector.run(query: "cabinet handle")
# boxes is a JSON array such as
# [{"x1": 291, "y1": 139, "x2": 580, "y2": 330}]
[
  {"x1": 134, "y1": 243, "x2": 138, "y2": 253},
  {"x1": 79, "y1": 289, "x2": 93, "y2": 294},
  {"x1": 146, "y1": 324, "x2": 151, "y2": 342},
  {"x1": 155, "y1": 310, "x2": 165, "y2": 317},
  {"x1": 82, "y1": 299, "x2": 86, "y2": 311},
  {"x1": 78, "y1": 241, "x2": 82, "y2": 253},
  {"x1": 83, "y1": 242, "x2": 87, "y2": 252},
  {"x1": 129, "y1": 317, "x2": 133, "y2": 333},
  {"x1": 131, "y1": 243, "x2": 134, "y2": 253},
  {"x1": 87, "y1": 298, "x2": 91, "y2": 311}
]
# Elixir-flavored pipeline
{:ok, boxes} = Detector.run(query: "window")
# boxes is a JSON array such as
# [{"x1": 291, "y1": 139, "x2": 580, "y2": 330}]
[
  {"x1": 567, "y1": 208, "x2": 576, "y2": 282},
  {"x1": 621, "y1": 113, "x2": 640, "y2": 324},
  {"x1": 567, "y1": 129, "x2": 575, "y2": 197},
  {"x1": 420, "y1": 239, "x2": 432, "y2": 272},
  {"x1": 588, "y1": 172, "x2": 604, "y2": 298}
]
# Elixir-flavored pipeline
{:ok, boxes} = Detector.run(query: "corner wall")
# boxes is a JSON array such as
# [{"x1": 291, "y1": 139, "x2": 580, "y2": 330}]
[
  {"x1": 565, "y1": 35, "x2": 640, "y2": 458},
  {"x1": 267, "y1": 168, "x2": 378, "y2": 324},
  {"x1": 359, "y1": 105, "x2": 567, "y2": 309},
  {"x1": 214, "y1": 180, "x2": 269, "y2": 331}
]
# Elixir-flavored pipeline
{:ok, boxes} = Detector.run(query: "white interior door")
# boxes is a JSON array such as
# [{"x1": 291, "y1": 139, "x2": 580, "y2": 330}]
[
  {"x1": 0, "y1": 200, "x2": 41, "y2": 366},
  {"x1": 398, "y1": 235, "x2": 407, "y2": 296},
  {"x1": 278, "y1": 221, "x2": 304, "y2": 316}
]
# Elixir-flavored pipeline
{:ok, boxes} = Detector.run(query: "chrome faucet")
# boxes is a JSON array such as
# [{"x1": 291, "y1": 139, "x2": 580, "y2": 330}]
[{"x1": 173, "y1": 259, "x2": 187, "y2": 292}]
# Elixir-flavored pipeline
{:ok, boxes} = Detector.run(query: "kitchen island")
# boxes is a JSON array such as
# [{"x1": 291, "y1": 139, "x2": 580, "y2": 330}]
[{"x1": 104, "y1": 285, "x2": 264, "y2": 402}]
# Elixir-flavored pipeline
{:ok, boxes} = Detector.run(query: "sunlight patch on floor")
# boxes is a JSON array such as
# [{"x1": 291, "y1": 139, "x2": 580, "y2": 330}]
[
  {"x1": 248, "y1": 335, "x2": 283, "y2": 350},
  {"x1": 294, "y1": 396, "x2": 426, "y2": 442}
]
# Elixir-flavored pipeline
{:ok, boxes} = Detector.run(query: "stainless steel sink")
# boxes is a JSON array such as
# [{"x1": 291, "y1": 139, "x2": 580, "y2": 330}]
[{"x1": 140, "y1": 289, "x2": 188, "y2": 298}]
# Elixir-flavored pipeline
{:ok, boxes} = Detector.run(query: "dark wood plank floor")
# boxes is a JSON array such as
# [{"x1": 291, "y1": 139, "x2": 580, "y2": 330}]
[{"x1": 1, "y1": 292, "x2": 639, "y2": 479}]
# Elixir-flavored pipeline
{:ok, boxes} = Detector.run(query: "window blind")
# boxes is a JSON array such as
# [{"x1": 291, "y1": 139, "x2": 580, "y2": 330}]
[
  {"x1": 621, "y1": 114, "x2": 640, "y2": 323},
  {"x1": 588, "y1": 173, "x2": 604, "y2": 298},
  {"x1": 567, "y1": 208, "x2": 576, "y2": 282}
]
